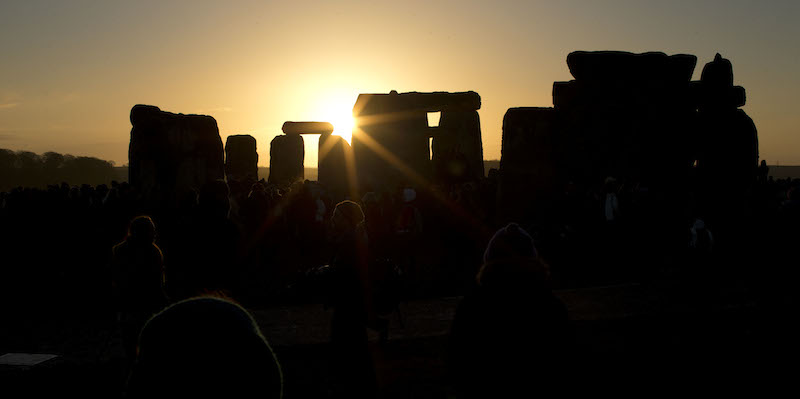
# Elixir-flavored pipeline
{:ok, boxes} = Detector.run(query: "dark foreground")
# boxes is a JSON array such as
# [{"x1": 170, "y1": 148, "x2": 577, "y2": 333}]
[{"x1": 2, "y1": 266, "x2": 796, "y2": 397}]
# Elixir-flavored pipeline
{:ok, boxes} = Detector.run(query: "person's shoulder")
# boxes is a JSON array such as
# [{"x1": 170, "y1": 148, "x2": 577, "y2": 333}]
[
  {"x1": 112, "y1": 240, "x2": 129, "y2": 254},
  {"x1": 150, "y1": 243, "x2": 164, "y2": 258}
]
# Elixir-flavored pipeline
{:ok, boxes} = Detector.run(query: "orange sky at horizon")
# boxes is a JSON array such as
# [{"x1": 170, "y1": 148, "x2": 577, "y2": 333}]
[{"x1": 2, "y1": 1, "x2": 799, "y2": 166}]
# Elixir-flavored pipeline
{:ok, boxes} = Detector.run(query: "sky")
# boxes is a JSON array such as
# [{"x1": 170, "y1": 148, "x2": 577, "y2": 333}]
[{"x1": 1, "y1": 0, "x2": 798, "y2": 166}]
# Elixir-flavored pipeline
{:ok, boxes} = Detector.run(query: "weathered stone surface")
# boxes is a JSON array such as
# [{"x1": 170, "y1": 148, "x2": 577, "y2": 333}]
[
  {"x1": 567, "y1": 51, "x2": 697, "y2": 83},
  {"x1": 282, "y1": 122, "x2": 334, "y2": 135},
  {"x1": 432, "y1": 109, "x2": 484, "y2": 183},
  {"x1": 499, "y1": 108, "x2": 559, "y2": 176},
  {"x1": 398, "y1": 91, "x2": 482, "y2": 111},
  {"x1": 695, "y1": 53, "x2": 757, "y2": 176},
  {"x1": 318, "y1": 133, "x2": 352, "y2": 200},
  {"x1": 129, "y1": 104, "x2": 224, "y2": 206},
  {"x1": 553, "y1": 80, "x2": 696, "y2": 110},
  {"x1": 225, "y1": 134, "x2": 258, "y2": 183},
  {"x1": 498, "y1": 50, "x2": 758, "y2": 243},
  {"x1": 550, "y1": 52, "x2": 702, "y2": 186},
  {"x1": 694, "y1": 54, "x2": 759, "y2": 224},
  {"x1": 352, "y1": 92, "x2": 430, "y2": 191},
  {"x1": 497, "y1": 108, "x2": 560, "y2": 224},
  {"x1": 691, "y1": 53, "x2": 747, "y2": 113},
  {"x1": 351, "y1": 91, "x2": 482, "y2": 192},
  {"x1": 700, "y1": 53, "x2": 734, "y2": 89},
  {"x1": 268, "y1": 134, "x2": 304, "y2": 187},
  {"x1": 690, "y1": 82, "x2": 746, "y2": 109},
  {"x1": 697, "y1": 109, "x2": 758, "y2": 177}
]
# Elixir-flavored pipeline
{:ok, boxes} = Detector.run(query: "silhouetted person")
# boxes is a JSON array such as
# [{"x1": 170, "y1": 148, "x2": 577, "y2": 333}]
[
  {"x1": 758, "y1": 160, "x2": 770, "y2": 184},
  {"x1": 688, "y1": 218, "x2": 714, "y2": 254},
  {"x1": 395, "y1": 187, "x2": 424, "y2": 292},
  {"x1": 603, "y1": 177, "x2": 620, "y2": 223},
  {"x1": 111, "y1": 215, "x2": 168, "y2": 363},
  {"x1": 448, "y1": 223, "x2": 572, "y2": 398},
  {"x1": 396, "y1": 187, "x2": 423, "y2": 235},
  {"x1": 175, "y1": 180, "x2": 242, "y2": 298},
  {"x1": 361, "y1": 191, "x2": 390, "y2": 258},
  {"x1": 326, "y1": 200, "x2": 378, "y2": 398},
  {"x1": 125, "y1": 296, "x2": 282, "y2": 398}
]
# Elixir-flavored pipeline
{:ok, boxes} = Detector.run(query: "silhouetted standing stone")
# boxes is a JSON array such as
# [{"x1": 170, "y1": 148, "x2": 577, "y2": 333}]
[
  {"x1": 225, "y1": 134, "x2": 258, "y2": 183},
  {"x1": 319, "y1": 133, "x2": 352, "y2": 201},
  {"x1": 129, "y1": 105, "x2": 224, "y2": 207},
  {"x1": 499, "y1": 51, "x2": 703, "y2": 227},
  {"x1": 279, "y1": 121, "x2": 348, "y2": 197},
  {"x1": 695, "y1": 54, "x2": 758, "y2": 177},
  {"x1": 566, "y1": 51, "x2": 697, "y2": 83},
  {"x1": 352, "y1": 92, "x2": 430, "y2": 192},
  {"x1": 433, "y1": 109, "x2": 484, "y2": 184},
  {"x1": 351, "y1": 91, "x2": 482, "y2": 192},
  {"x1": 282, "y1": 121, "x2": 334, "y2": 135},
  {"x1": 497, "y1": 108, "x2": 560, "y2": 224},
  {"x1": 497, "y1": 50, "x2": 759, "y2": 239},
  {"x1": 700, "y1": 53, "x2": 733, "y2": 88},
  {"x1": 695, "y1": 54, "x2": 759, "y2": 228},
  {"x1": 268, "y1": 134, "x2": 304, "y2": 187}
]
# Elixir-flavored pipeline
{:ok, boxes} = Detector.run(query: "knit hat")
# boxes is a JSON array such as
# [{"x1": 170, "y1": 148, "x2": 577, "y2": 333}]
[{"x1": 483, "y1": 223, "x2": 537, "y2": 263}]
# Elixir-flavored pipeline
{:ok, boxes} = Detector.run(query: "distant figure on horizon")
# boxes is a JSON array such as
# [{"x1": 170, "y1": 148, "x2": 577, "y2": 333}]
[
  {"x1": 758, "y1": 160, "x2": 769, "y2": 184},
  {"x1": 125, "y1": 296, "x2": 282, "y2": 398},
  {"x1": 111, "y1": 215, "x2": 168, "y2": 363}
]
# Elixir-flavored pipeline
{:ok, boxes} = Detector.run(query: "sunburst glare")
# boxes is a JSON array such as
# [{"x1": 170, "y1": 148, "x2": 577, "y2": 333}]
[{"x1": 311, "y1": 91, "x2": 358, "y2": 144}]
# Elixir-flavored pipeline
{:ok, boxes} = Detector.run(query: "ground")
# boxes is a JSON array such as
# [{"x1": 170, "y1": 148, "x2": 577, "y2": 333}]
[{"x1": 3, "y1": 272, "x2": 782, "y2": 397}]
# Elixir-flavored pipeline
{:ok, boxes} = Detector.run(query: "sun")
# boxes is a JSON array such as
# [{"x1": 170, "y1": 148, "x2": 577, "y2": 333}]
[
  {"x1": 311, "y1": 91, "x2": 358, "y2": 144},
  {"x1": 330, "y1": 113, "x2": 355, "y2": 144}
]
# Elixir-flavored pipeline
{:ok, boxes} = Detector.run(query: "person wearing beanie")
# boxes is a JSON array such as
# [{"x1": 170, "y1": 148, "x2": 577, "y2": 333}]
[{"x1": 448, "y1": 223, "x2": 572, "y2": 398}]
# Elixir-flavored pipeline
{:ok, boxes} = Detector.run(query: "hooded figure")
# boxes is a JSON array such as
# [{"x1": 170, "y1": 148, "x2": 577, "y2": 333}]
[{"x1": 448, "y1": 223, "x2": 572, "y2": 398}]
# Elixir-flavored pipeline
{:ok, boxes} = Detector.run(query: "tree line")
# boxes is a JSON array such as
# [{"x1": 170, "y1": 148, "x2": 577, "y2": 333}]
[{"x1": 0, "y1": 148, "x2": 120, "y2": 191}]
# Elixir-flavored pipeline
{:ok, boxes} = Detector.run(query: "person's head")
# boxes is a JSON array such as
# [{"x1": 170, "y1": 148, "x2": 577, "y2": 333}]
[
  {"x1": 331, "y1": 200, "x2": 364, "y2": 235},
  {"x1": 483, "y1": 223, "x2": 537, "y2": 264},
  {"x1": 479, "y1": 223, "x2": 548, "y2": 291},
  {"x1": 126, "y1": 296, "x2": 282, "y2": 398},
  {"x1": 402, "y1": 187, "x2": 417, "y2": 203},
  {"x1": 128, "y1": 216, "x2": 156, "y2": 244},
  {"x1": 604, "y1": 176, "x2": 617, "y2": 193}
]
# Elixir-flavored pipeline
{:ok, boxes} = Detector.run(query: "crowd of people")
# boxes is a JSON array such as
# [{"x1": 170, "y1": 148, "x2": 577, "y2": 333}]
[{"x1": 2, "y1": 166, "x2": 799, "y2": 397}]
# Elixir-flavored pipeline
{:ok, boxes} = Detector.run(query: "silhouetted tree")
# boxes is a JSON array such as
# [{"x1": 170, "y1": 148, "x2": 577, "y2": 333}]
[{"x1": 0, "y1": 148, "x2": 116, "y2": 190}]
